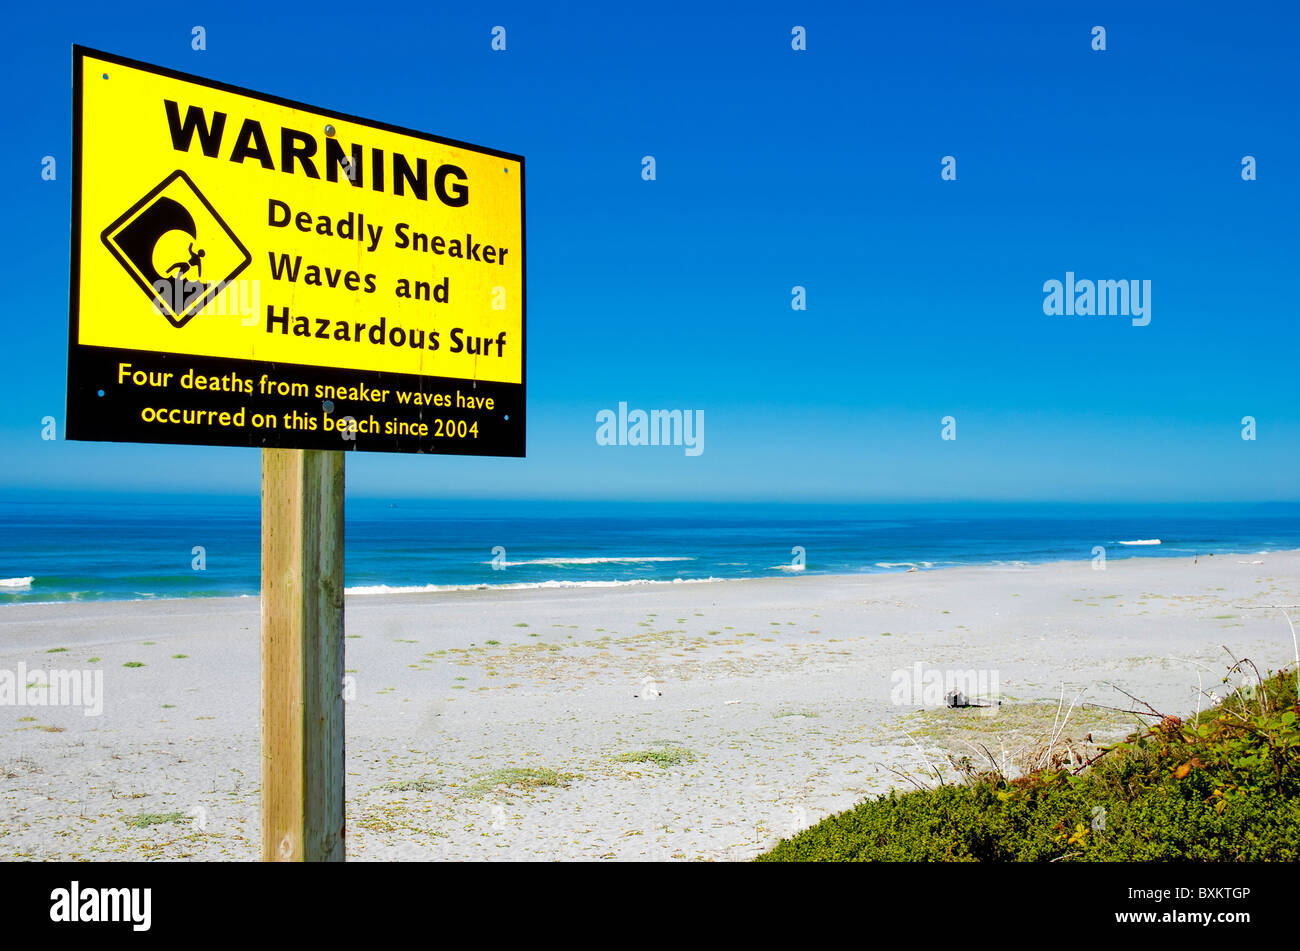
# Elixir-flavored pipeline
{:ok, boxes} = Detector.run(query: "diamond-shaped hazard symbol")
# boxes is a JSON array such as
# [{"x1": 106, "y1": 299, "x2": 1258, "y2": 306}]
[{"x1": 101, "y1": 170, "x2": 251, "y2": 329}]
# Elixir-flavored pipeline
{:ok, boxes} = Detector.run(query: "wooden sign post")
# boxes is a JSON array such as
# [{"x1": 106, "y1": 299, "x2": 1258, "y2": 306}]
[{"x1": 260, "y1": 448, "x2": 346, "y2": 862}]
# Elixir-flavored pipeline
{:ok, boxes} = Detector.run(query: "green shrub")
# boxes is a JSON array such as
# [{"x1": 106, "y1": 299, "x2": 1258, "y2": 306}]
[{"x1": 758, "y1": 669, "x2": 1300, "y2": 862}]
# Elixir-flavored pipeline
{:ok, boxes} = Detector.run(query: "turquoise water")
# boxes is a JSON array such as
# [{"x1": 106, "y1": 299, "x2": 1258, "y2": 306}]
[{"x1": 1, "y1": 496, "x2": 1298, "y2": 604}]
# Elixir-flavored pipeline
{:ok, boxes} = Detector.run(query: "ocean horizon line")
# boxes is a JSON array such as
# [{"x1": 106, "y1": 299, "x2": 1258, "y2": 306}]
[
  {"x1": 2, "y1": 491, "x2": 1300, "y2": 514},
  {"x1": 3, "y1": 544, "x2": 1297, "y2": 608}
]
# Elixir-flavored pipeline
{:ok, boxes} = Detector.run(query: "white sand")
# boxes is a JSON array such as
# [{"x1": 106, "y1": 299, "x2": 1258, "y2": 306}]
[{"x1": 1, "y1": 552, "x2": 1296, "y2": 861}]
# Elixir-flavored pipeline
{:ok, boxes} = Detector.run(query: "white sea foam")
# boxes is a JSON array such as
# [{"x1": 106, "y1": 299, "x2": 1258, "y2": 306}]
[
  {"x1": 0, "y1": 577, "x2": 33, "y2": 588},
  {"x1": 770, "y1": 564, "x2": 805, "y2": 572},
  {"x1": 486, "y1": 556, "x2": 694, "y2": 567},
  {"x1": 1118, "y1": 539, "x2": 1162, "y2": 546},
  {"x1": 345, "y1": 576, "x2": 727, "y2": 595}
]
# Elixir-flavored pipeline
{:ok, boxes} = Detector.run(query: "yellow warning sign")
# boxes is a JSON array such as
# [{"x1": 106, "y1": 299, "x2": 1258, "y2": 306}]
[{"x1": 68, "y1": 46, "x2": 525, "y2": 456}]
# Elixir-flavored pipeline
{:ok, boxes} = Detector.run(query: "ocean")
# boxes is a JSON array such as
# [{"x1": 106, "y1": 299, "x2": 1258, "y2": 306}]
[{"x1": 1, "y1": 496, "x2": 1298, "y2": 605}]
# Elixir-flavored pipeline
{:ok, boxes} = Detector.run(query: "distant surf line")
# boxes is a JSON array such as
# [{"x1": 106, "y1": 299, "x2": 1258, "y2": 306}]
[
  {"x1": 346, "y1": 576, "x2": 726, "y2": 595},
  {"x1": 485, "y1": 556, "x2": 695, "y2": 567}
]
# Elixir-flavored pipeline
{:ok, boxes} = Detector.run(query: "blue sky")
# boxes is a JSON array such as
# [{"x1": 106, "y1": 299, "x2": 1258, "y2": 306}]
[{"x1": 2, "y1": 1, "x2": 1297, "y2": 502}]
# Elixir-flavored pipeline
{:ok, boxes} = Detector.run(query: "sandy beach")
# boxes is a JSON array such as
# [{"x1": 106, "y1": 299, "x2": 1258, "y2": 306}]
[{"x1": 1, "y1": 551, "x2": 1296, "y2": 861}]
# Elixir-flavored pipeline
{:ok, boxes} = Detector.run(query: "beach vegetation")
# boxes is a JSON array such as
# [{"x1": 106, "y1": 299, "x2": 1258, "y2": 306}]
[
  {"x1": 759, "y1": 665, "x2": 1300, "y2": 861},
  {"x1": 613, "y1": 745, "x2": 696, "y2": 768},
  {"x1": 380, "y1": 778, "x2": 439, "y2": 792},
  {"x1": 459, "y1": 767, "x2": 576, "y2": 798},
  {"x1": 128, "y1": 811, "x2": 187, "y2": 829}
]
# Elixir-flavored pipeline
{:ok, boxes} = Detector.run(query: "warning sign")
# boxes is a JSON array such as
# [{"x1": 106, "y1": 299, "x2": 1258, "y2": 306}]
[{"x1": 66, "y1": 46, "x2": 525, "y2": 456}]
